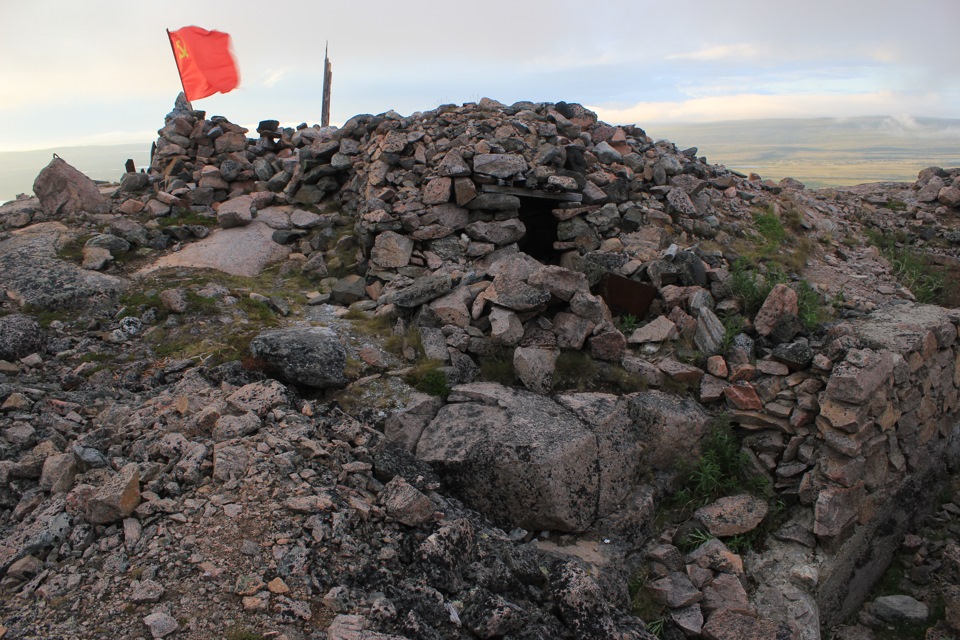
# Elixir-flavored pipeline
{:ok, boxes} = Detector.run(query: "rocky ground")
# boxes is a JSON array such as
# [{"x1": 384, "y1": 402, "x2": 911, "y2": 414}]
[{"x1": 2, "y1": 97, "x2": 960, "y2": 640}]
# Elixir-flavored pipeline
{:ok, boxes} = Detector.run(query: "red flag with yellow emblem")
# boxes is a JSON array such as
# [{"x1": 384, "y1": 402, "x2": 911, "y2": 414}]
[{"x1": 166, "y1": 26, "x2": 239, "y2": 101}]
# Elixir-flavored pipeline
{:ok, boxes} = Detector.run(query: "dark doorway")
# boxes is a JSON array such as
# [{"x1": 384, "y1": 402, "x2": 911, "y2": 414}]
[{"x1": 517, "y1": 196, "x2": 563, "y2": 265}]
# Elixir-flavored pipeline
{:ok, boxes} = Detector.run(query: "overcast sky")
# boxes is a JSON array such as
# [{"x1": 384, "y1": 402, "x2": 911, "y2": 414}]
[{"x1": 1, "y1": 0, "x2": 958, "y2": 152}]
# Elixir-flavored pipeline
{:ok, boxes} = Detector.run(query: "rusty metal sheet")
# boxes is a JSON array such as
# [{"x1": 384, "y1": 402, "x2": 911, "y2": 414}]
[{"x1": 596, "y1": 272, "x2": 656, "y2": 318}]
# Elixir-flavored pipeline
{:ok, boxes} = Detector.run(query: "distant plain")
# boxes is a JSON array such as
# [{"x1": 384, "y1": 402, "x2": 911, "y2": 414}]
[
  {"x1": 1, "y1": 116, "x2": 958, "y2": 204},
  {"x1": 648, "y1": 116, "x2": 960, "y2": 189}
]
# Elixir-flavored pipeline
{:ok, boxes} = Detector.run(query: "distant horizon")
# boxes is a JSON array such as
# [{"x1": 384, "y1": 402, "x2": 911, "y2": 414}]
[
  {"x1": 2, "y1": 112, "x2": 959, "y2": 155},
  {"x1": 2, "y1": 113, "x2": 958, "y2": 203}
]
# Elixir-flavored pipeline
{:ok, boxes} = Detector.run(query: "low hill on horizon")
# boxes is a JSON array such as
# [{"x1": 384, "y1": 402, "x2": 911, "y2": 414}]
[{"x1": 647, "y1": 115, "x2": 960, "y2": 189}]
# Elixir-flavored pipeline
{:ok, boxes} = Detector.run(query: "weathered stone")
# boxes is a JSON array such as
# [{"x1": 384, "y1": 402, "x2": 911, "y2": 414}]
[
  {"x1": 465, "y1": 219, "x2": 525, "y2": 245},
  {"x1": 248, "y1": 326, "x2": 346, "y2": 389},
  {"x1": 772, "y1": 341, "x2": 814, "y2": 371},
  {"x1": 593, "y1": 141, "x2": 623, "y2": 164},
  {"x1": 429, "y1": 287, "x2": 472, "y2": 328},
  {"x1": 671, "y1": 604, "x2": 704, "y2": 636},
  {"x1": 695, "y1": 307, "x2": 725, "y2": 356},
  {"x1": 647, "y1": 572, "x2": 702, "y2": 608},
  {"x1": 702, "y1": 572, "x2": 752, "y2": 615},
  {"x1": 371, "y1": 230, "x2": 414, "y2": 269},
  {"x1": 379, "y1": 476, "x2": 435, "y2": 527},
  {"x1": 130, "y1": 579, "x2": 166, "y2": 604},
  {"x1": 143, "y1": 611, "x2": 179, "y2": 639},
  {"x1": 473, "y1": 154, "x2": 527, "y2": 178},
  {"x1": 573, "y1": 319, "x2": 615, "y2": 357},
  {"x1": 628, "y1": 316, "x2": 678, "y2": 344},
  {"x1": 437, "y1": 149, "x2": 471, "y2": 177},
  {"x1": 331, "y1": 275, "x2": 368, "y2": 305},
  {"x1": 489, "y1": 277, "x2": 551, "y2": 312},
  {"x1": 158, "y1": 288, "x2": 188, "y2": 314},
  {"x1": 527, "y1": 265, "x2": 590, "y2": 301},
  {"x1": 391, "y1": 273, "x2": 453, "y2": 308},
  {"x1": 700, "y1": 374, "x2": 727, "y2": 403},
  {"x1": 723, "y1": 383, "x2": 764, "y2": 411},
  {"x1": 452, "y1": 177, "x2": 478, "y2": 206},
  {"x1": 666, "y1": 188, "x2": 698, "y2": 216},
  {"x1": 695, "y1": 494, "x2": 769, "y2": 537},
  {"x1": 0, "y1": 314, "x2": 44, "y2": 361},
  {"x1": 627, "y1": 390, "x2": 711, "y2": 472},
  {"x1": 489, "y1": 306, "x2": 523, "y2": 346},
  {"x1": 553, "y1": 312, "x2": 595, "y2": 350},
  {"x1": 513, "y1": 346, "x2": 559, "y2": 394},
  {"x1": 824, "y1": 349, "x2": 894, "y2": 404},
  {"x1": 212, "y1": 411, "x2": 261, "y2": 442},
  {"x1": 422, "y1": 177, "x2": 452, "y2": 205},
  {"x1": 39, "y1": 453, "x2": 78, "y2": 494},
  {"x1": 81, "y1": 245, "x2": 112, "y2": 270},
  {"x1": 216, "y1": 195, "x2": 255, "y2": 228},
  {"x1": 754, "y1": 284, "x2": 799, "y2": 337},
  {"x1": 86, "y1": 463, "x2": 140, "y2": 524},
  {"x1": 33, "y1": 156, "x2": 109, "y2": 216},
  {"x1": 871, "y1": 595, "x2": 928, "y2": 623},
  {"x1": 657, "y1": 358, "x2": 704, "y2": 384},
  {"x1": 416, "y1": 384, "x2": 600, "y2": 531},
  {"x1": 85, "y1": 233, "x2": 131, "y2": 255},
  {"x1": 939, "y1": 186, "x2": 960, "y2": 208},
  {"x1": 213, "y1": 442, "x2": 249, "y2": 482},
  {"x1": 814, "y1": 484, "x2": 863, "y2": 545}
]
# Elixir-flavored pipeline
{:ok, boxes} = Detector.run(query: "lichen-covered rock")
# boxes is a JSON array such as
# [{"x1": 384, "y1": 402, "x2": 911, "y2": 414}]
[
  {"x1": 415, "y1": 384, "x2": 602, "y2": 531},
  {"x1": 248, "y1": 327, "x2": 347, "y2": 389},
  {"x1": 86, "y1": 463, "x2": 140, "y2": 524},
  {"x1": 0, "y1": 314, "x2": 44, "y2": 361}
]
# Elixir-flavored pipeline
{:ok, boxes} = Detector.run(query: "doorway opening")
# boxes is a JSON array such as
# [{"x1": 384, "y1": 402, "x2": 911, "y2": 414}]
[{"x1": 517, "y1": 195, "x2": 563, "y2": 265}]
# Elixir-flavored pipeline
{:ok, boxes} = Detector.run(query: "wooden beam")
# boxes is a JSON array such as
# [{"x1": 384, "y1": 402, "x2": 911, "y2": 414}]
[{"x1": 321, "y1": 42, "x2": 332, "y2": 127}]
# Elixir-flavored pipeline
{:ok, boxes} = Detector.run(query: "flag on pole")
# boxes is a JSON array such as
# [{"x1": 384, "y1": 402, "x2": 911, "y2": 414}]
[{"x1": 166, "y1": 26, "x2": 239, "y2": 101}]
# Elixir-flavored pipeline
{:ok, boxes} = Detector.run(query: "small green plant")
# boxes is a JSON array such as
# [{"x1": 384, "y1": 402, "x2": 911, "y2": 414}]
[
  {"x1": 729, "y1": 259, "x2": 788, "y2": 315},
  {"x1": 553, "y1": 351, "x2": 599, "y2": 391},
  {"x1": 795, "y1": 280, "x2": 827, "y2": 331},
  {"x1": 224, "y1": 627, "x2": 265, "y2": 640},
  {"x1": 404, "y1": 360, "x2": 450, "y2": 398},
  {"x1": 881, "y1": 198, "x2": 908, "y2": 212},
  {"x1": 158, "y1": 208, "x2": 217, "y2": 228},
  {"x1": 681, "y1": 527, "x2": 715, "y2": 551},
  {"x1": 669, "y1": 415, "x2": 770, "y2": 513},
  {"x1": 645, "y1": 617, "x2": 665, "y2": 638},
  {"x1": 617, "y1": 314, "x2": 639, "y2": 333},
  {"x1": 754, "y1": 211, "x2": 786, "y2": 245},
  {"x1": 865, "y1": 228, "x2": 946, "y2": 304},
  {"x1": 719, "y1": 313, "x2": 743, "y2": 353},
  {"x1": 55, "y1": 233, "x2": 93, "y2": 263}
]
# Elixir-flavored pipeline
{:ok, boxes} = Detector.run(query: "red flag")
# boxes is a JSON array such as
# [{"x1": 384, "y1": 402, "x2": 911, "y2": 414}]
[{"x1": 167, "y1": 26, "x2": 239, "y2": 101}]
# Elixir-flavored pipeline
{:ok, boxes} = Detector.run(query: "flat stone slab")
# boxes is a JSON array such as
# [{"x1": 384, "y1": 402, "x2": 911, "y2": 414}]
[
  {"x1": 137, "y1": 221, "x2": 290, "y2": 278},
  {"x1": 0, "y1": 223, "x2": 128, "y2": 310}
]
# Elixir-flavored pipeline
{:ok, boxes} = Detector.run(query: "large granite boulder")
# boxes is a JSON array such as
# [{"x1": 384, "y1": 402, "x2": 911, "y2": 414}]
[
  {"x1": 626, "y1": 390, "x2": 712, "y2": 487},
  {"x1": 413, "y1": 383, "x2": 643, "y2": 532},
  {"x1": 32, "y1": 155, "x2": 109, "y2": 216},
  {"x1": 248, "y1": 326, "x2": 347, "y2": 389}
]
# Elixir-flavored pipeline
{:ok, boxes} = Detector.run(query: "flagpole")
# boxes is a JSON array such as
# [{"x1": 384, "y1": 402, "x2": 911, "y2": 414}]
[{"x1": 166, "y1": 28, "x2": 189, "y2": 100}]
